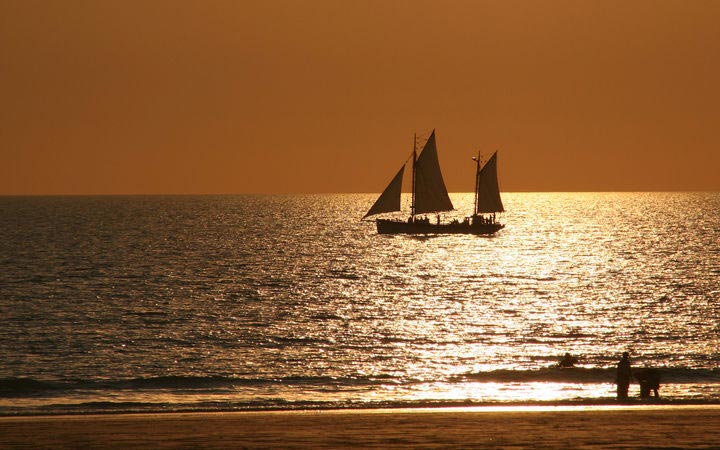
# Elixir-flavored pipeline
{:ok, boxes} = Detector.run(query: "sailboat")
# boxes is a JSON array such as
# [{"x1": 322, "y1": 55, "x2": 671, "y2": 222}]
[{"x1": 363, "y1": 130, "x2": 505, "y2": 235}]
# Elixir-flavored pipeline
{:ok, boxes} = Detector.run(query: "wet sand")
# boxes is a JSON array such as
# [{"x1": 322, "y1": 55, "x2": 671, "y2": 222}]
[{"x1": 2, "y1": 406, "x2": 719, "y2": 449}]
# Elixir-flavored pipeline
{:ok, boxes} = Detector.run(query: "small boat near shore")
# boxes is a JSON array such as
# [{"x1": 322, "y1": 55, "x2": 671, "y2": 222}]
[{"x1": 363, "y1": 130, "x2": 505, "y2": 235}]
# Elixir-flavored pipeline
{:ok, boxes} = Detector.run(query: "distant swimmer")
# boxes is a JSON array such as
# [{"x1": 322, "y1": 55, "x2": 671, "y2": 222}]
[
  {"x1": 558, "y1": 352, "x2": 578, "y2": 368},
  {"x1": 616, "y1": 352, "x2": 632, "y2": 400}
]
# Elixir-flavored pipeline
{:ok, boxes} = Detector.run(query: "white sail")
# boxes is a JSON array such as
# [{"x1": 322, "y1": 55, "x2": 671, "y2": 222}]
[
  {"x1": 363, "y1": 165, "x2": 405, "y2": 219},
  {"x1": 414, "y1": 131, "x2": 454, "y2": 214},
  {"x1": 476, "y1": 151, "x2": 504, "y2": 214}
]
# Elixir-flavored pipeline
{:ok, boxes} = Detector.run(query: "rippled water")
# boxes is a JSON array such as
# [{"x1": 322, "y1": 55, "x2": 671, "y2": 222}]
[{"x1": 1, "y1": 193, "x2": 719, "y2": 414}]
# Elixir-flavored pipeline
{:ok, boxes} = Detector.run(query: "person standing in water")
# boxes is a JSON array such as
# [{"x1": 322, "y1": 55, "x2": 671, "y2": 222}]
[
  {"x1": 616, "y1": 352, "x2": 632, "y2": 400},
  {"x1": 558, "y1": 352, "x2": 578, "y2": 368}
]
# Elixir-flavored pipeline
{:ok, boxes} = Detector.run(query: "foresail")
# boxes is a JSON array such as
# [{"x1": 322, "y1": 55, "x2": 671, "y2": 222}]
[
  {"x1": 363, "y1": 165, "x2": 405, "y2": 219},
  {"x1": 414, "y1": 131, "x2": 454, "y2": 214},
  {"x1": 476, "y1": 152, "x2": 504, "y2": 214}
]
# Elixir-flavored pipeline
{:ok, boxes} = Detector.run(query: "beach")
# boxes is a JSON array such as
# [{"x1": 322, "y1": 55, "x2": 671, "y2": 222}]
[{"x1": 2, "y1": 406, "x2": 720, "y2": 449}]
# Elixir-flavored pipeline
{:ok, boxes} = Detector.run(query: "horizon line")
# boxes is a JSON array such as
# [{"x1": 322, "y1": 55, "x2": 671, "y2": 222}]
[{"x1": 1, "y1": 190, "x2": 719, "y2": 197}]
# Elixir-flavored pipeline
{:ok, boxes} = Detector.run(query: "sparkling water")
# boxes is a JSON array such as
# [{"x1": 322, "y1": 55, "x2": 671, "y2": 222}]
[{"x1": 1, "y1": 193, "x2": 718, "y2": 414}]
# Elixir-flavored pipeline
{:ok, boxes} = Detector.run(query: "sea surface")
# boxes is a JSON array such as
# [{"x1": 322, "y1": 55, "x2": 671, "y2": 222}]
[{"x1": 1, "y1": 193, "x2": 719, "y2": 415}]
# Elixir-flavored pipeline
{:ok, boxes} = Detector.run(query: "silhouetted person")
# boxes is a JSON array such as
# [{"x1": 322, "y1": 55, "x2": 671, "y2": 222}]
[
  {"x1": 616, "y1": 352, "x2": 632, "y2": 400},
  {"x1": 558, "y1": 352, "x2": 578, "y2": 368},
  {"x1": 635, "y1": 368, "x2": 661, "y2": 399}
]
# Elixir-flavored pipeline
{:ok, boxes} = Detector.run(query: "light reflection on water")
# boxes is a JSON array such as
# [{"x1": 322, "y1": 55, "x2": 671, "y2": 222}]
[{"x1": 0, "y1": 192, "x2": 719, "y2": 412}]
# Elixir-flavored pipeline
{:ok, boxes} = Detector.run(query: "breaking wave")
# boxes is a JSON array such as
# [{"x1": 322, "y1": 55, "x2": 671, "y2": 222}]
[{"x1": 3, "y1": 367, "x2": 719, "y2": 398}]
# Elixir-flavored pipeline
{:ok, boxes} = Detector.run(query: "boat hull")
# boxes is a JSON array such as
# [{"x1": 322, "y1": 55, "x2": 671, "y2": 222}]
[{"x1": 376, "y1": 219, "x2": 504, "y2": 235}]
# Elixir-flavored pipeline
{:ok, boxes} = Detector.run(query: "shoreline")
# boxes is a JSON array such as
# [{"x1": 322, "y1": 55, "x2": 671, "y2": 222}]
[
  {"x1": 2, "y1": 405, "x2": 720, "y2": 448},
  {"x1": 3, "y1": 396, "x2": 720, "y2": 418},
  {"x1": 4, "y1": 402, "x2": 720, "y2": 418}
]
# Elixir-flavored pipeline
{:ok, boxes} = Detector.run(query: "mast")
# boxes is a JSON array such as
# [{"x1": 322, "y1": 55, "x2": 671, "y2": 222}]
[
  {"x1": 411, "y1": 133, "x2": 417, "y2": 218},
  {"x1": 473, "y1": 151, "x2": 481, "y2": 216}
]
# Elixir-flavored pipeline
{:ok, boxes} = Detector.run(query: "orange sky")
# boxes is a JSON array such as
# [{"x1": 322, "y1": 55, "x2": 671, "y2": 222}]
[{"x1": 2, "y1": 0, "x2": 719, "y2": 194}]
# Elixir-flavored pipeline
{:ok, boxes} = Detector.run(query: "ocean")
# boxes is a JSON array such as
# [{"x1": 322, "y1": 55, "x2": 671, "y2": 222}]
[{"x1": 1, "y1": 193, "x2": 719, "y2": 415}]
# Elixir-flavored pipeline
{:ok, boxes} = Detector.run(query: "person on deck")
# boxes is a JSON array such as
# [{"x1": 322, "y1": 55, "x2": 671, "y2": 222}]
[{"x1": 616, "y1": 352, "x2": 632, "y2": 400}]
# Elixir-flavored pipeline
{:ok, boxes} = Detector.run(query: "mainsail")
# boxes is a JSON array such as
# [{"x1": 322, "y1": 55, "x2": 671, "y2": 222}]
[
  {"x1": 475, "y1": 151, "x2": 504, "y2": 214},
  {"x1": 413, "y1": 131, "x2": 454, "y2": 214},
  {"x1": 363, "y1": 166, "x2": 404, "y2": 219}
]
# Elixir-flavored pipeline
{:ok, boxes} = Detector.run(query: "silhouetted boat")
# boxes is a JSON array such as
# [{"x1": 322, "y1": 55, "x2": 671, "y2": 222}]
[{"x1": 363, "y1": 130, "x2": 505, "y2": 235}]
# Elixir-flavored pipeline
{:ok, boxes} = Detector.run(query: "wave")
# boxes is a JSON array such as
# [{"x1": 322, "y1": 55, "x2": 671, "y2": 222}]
[
  {"x1": 2, "y1": 368, "x2": 719, "y2": 398},
  {"x1": 0, "y1": 374, "x2": 396, "y2": 397},
  {"x1": 456, "y1": 367, "x2": 720, "y2": 384}
]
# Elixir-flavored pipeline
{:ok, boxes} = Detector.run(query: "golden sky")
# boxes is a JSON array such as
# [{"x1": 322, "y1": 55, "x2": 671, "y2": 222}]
[{"x1": 2, "y1": 0, "x2": 719, "y2": 194}]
